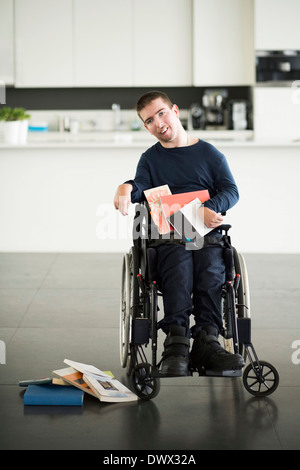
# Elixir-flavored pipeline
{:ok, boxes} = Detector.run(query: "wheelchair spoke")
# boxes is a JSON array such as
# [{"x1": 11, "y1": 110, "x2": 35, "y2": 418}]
[{"x1": 243, "y1": 360, "x2": 279, "y2": 396}]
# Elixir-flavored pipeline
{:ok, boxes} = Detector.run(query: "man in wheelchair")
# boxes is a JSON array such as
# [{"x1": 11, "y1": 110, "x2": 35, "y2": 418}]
[{"x1": 114, "y1": 91, "x2": 244, "y2": 377}]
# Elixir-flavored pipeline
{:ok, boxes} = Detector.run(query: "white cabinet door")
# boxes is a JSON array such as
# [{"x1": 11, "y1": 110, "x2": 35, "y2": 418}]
[
  {"x1": 0, "y1": 0, "x2": 14, "y2": 86},
  {"x1": 255, "y1": 0, "x2": 300, "y2": 50},
  {"x1": 133, "y1": 0, "x2": 192, "y2": 86},
  {"x1": 73, "y1": 0, "x2": 133, "y2": 86},
  {"x1": 193, "y1": 0, "x2": 254, "y2": 86},
  {"x1": 15, "y1": 0, "x2": 73, "y2": 87}
]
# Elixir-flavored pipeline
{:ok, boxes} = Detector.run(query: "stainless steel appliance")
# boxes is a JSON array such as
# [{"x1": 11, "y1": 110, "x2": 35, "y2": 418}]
[
  {"x1": 256, "y1": 50, "x2": 300, "y2": 84},
  {"x1": 202, "y1": 89, "x2": 228, "y2": 129}
]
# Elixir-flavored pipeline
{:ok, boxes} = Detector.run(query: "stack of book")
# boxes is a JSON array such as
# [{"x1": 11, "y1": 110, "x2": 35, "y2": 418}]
[
  {"x1": 21, "y1": 359, "x2": 138, "y2": 406},
  {"x1": 144, "y1": 185, "x2": 212, "y2": 238}
]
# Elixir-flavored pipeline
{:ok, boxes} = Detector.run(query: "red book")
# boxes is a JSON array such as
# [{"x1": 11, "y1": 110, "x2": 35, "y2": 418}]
[{"x1": 159, "y1": 190, "x2": 210, "y2": 230}]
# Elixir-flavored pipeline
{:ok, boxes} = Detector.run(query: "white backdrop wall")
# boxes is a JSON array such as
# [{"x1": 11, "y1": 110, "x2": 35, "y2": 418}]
[{"x1": 0, "y1": 143, "x2": 299, "y2": 254}]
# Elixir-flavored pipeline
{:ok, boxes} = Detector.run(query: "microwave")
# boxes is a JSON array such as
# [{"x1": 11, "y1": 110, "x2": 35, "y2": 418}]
[{"x1": 256, "y1": 50, "x2": 300, "y2": 84}]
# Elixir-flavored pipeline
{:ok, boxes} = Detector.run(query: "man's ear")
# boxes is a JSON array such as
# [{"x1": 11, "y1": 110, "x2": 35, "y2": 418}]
[{"x1": 172, "y1": 104, "x2": 179, "y2": 117}]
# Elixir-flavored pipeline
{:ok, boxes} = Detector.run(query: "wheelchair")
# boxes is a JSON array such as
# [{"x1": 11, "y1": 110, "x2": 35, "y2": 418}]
[{"x1": 119, "y1": 203, "x2": 279, "y2": 400}]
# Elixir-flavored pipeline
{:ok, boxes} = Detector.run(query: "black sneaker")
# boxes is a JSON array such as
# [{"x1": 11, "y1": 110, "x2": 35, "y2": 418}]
[
  {"x1": 191, "y1": 326, "x2": 244, "y2": 372},
  {"x1": 160, "y1": 325, "x2": 190, "y2": 377}
]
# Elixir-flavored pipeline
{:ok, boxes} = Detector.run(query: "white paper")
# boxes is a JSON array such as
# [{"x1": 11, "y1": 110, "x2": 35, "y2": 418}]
[
  {"x1": 174, "y1": 198, "x2": 213, "y2": 238},
  {"x1": 63, "y1": 359, "x2": 111, "y2": 378}
]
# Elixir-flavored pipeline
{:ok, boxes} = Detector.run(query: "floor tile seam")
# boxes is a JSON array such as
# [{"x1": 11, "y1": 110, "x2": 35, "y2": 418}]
[
  {"x1": 265, "y1": 401, "x2": 284, "y2": 450},
  {"x1": 37, "y1": 253, "x2": 63, "y2": 289},
  {"x1": 15, "y1": 253, "x2": 61, "y2": 329}
]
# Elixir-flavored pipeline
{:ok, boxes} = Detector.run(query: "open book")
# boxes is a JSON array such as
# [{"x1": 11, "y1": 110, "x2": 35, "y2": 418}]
[
  {"x1": 52, "y1": 366, "x2": 99, "y2": 397},
  {"x1": 83, "y1": 373, "x2": 138, "y2": 403},
  {"x1": 53, "y1": 359, "x2": 137, "y2": 403}
]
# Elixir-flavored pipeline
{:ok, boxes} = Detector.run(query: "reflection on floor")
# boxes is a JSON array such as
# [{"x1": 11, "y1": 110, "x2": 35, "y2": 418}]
[{"x1": 0, "y1": 252, "x2": 300, "y2": 450}]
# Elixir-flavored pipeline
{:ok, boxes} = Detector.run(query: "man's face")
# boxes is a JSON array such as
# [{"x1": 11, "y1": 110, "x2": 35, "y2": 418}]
[{"x1": 140, "y1": 98, "x2": 180, "y2": 144}]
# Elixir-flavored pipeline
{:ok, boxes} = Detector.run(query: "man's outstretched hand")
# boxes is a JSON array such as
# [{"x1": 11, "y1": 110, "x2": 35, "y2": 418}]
[{"x1": 114, "y1": 183, "x2": 133, "y2": 216}]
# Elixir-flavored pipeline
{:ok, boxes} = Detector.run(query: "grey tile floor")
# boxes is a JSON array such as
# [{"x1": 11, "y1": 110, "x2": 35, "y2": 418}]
[{"x1": 0, "y1": 252, "x2": 300, "y2": 451}]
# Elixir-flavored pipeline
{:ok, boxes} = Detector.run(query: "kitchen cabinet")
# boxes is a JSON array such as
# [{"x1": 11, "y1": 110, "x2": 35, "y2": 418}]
[
  {"x1": 74, "y1": 0, "x2": 133, "y2": 86},
  {"x1": 15, "y1": 0, "x2": 73, "y2": 87},
  {"x1": 74, "y1": 0, "x2": 192, "y2": 87},
  {"x1": 133, "y1": 0, "x2": 192, "y2": 86},
  {"x1": 193, "y1": 0, "x2": 254, "y2": 86},
  {"x1": 0, "y1": 0, "x2": 14, "y2": 86},
  {"x1": 254, "y1": 0, "x2": 300, "y2": 50},
  {"x1": 15, "y1": 0, "x2": 192, "y2": 88},
  {"x1": 13, "y1": 0, "x2": 254, "y2": 88}
]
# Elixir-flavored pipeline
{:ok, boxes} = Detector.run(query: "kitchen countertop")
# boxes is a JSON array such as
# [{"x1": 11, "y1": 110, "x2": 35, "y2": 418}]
[{"x1": 1, "y1": 130, "x2": 300, "y2": 148}]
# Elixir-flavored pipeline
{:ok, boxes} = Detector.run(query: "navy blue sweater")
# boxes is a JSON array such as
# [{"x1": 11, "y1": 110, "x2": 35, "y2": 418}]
[{"x1": 127, "y1": 139, "x2": 239, "y2": 214}]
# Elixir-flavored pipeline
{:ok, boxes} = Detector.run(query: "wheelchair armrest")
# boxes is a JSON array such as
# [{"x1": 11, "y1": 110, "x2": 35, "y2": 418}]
[{"x1": 218, "y1": 224, "x2": 231, "y2": 234}]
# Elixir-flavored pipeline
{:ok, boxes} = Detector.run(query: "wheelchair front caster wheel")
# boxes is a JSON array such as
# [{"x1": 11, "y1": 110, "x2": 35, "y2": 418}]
[
  {"x1": 130, "y1": 363, "x2": 161, "y2": 400},
  {"x1": 243, "y1": 360, "x2": 279, "y2": 397}
]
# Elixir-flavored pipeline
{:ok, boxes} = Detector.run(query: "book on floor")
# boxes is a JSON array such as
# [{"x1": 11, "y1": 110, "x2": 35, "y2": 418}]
[
  {"x1": 19, "y1": 377, "x2": 53, "y2": 387},
  {"x1": 83, "y1": 373, "x2": 138, "y2": 403},
  {"x1": 63, "y1": 359, "x2": 112, "y2": 379},
  {"x1": 23, "y1": 384, "x2": 84, "y2": 406},
  {"x1": 167, "y1": 197, "x2": 213, "y2": 240},
  {"x1": 53, "y1": 359, "x2": 136, "y2": 403},
  {"x1": 52, "y1": 366, "x2": 98, "y2": 397}
]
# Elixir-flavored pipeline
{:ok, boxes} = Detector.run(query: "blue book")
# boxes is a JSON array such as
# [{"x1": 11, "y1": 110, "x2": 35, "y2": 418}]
[{"x1": 23, "y1": 384, "x2": 84, "y2": 406}]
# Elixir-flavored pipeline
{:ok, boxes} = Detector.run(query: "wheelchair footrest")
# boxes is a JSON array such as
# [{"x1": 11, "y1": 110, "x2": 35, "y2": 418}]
[{"x1": 203, "y1": 369, "x2": 242, "y2": 377}]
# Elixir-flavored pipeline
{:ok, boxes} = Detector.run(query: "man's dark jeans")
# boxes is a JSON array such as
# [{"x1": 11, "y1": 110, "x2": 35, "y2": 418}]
[{"x1": 155, "y1": 237, "x2": 225, "y2": 337}]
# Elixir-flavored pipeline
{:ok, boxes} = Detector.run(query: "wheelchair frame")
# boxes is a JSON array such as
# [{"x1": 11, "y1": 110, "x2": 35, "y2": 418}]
[{"x1": 120, "y1": 204, "x2": 279, "y2": 400}]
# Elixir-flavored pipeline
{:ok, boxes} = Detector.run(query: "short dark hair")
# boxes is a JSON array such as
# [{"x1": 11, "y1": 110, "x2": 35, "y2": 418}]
[{"x1": 136, "y1": 91, "x2": 173, "y2": 120}]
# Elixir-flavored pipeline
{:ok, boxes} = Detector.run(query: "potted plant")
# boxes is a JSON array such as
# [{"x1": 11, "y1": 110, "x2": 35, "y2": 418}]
[{"x1": 0, "y1": 106, "x2": 31, "y2": 144}]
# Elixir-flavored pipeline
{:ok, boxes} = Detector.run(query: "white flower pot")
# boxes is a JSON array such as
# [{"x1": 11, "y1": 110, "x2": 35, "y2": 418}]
[
  {"x1": 2, "y1": 120, "x2": 29, "y2": 145},
  {"x1": 3, "y1": 121, "x2": 21, "y2": 145}
]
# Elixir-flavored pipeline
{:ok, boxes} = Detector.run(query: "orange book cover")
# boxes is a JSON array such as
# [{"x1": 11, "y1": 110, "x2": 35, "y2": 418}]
[
  {"x1": 52, "y1": 367, "x2": 97, "y2": 397},
  {"x1": 159, "y1": 190, "x2": 210, "y2": 221},
  {"x1": 143, "y1": 185, "x2": 172, "y2": 234}
]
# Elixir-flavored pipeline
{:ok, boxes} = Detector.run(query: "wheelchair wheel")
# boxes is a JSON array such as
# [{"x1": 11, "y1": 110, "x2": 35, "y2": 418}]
[
  {"x1": 243, "y1": 361, "x2": 279, "y2": 397},
  {"x1": 119, "y1": 247, "x2": 139, "y2": 368},
  {"x1": 130, "y1": 363, "x2": 161, "y2": 400},
  {"x1": 233, "y1": 249, "x2": 251, "y2": 360},
  {"x1": 234, "y1": 250, "x2": 250, "y2": 320}
]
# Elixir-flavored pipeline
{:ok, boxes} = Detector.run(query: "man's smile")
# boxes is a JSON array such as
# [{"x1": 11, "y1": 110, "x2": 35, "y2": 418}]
[{"x1": 160, "y1": 126, "x2": 169, "y2": 135}]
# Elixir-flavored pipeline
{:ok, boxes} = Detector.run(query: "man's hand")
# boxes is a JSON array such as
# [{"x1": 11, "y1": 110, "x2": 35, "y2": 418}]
[
  {"x1": 114, "y1": 183, "x2": 133, "y2": 216},
  {"x1": 198, "y1": 206, "x2": 223, "y2": 228}
]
